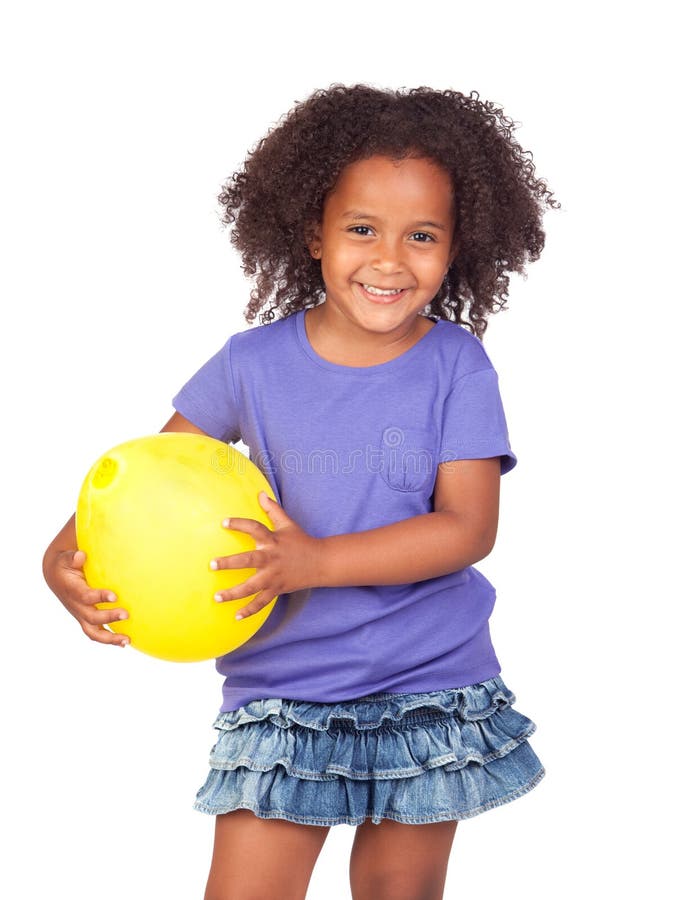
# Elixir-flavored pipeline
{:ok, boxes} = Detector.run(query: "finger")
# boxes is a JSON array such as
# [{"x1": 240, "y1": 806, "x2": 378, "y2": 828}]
[
  {"x1": 81, "y1": 620, "x2": 130, "y2": 647},
  {"x1": 76, "y1": 595, "x2": 128, "y2": 628},
  {"x1": 214, "y1": 575, "x2": 265, "y2": 604},
  {"x1": 85, "y1": 587, "x2": 119, "y2": 606},
  {"x1": 210, "y1": 550, "x2": 263, "y2": 571},
  {"x1": 84, "y1": 604, "x2": 129, "y2": 629},
  {"x1": 257, "y1": 492, "x2": 288, "y2": 525},
  {"x1": 235, "y1": 591, "x2": 277, "y2": 620},
  {"x1": 74, "y1": 585, "x2": 119, "y2": 608},
  {"x1": 223, "y1": 517, "x2": 272, "y2": 539},
  {"x1": 71, "y1": 549, "x2": 87, "y2": 568}
]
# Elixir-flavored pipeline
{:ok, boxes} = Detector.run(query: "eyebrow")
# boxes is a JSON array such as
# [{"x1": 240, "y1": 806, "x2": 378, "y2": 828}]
[{"x1": 341, "y1": 211, "x2": 448, "y2": 231}]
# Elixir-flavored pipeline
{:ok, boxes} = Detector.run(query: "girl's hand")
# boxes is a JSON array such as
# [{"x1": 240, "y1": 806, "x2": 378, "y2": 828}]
[
  {"x1": 46, "y1": 549, "x2": 130, "y2": 647},
  {"x1": 211, "y1": 492, "x2": 323, "y2": 619}
]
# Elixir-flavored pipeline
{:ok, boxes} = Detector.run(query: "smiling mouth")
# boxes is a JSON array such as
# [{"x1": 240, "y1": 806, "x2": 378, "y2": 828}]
[
  {"x1": 358, "y1": 283, "x2": 409, "y2": 303},
  {"x1": 362, "y1": 284, "x2": 404, "y2": 296}
]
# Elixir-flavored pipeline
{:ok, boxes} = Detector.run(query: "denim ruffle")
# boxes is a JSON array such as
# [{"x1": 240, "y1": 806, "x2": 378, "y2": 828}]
[{"x1": 194, "y1": 675, "x2": 545, "y2": 825}]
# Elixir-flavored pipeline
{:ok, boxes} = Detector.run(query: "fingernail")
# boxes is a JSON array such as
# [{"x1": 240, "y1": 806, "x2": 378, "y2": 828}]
[
  {"x1": 107, "y1": 593, "x2": 117, "y2": 602},
  {"x1": 120, "y1": 639, "x2": 130, "y2": 647},
  {"x1": 222, "y1": 518, "x2": 230, "y2": 528},
  {"x1": 118, "y1": 611, "x2": 128, "y2": 621},
  {"x1": 209, "y1": 560, "x2": 218, "y2": 570},
  {"x1": 214, "y1": 593, "x2": 223, "y2": 602},
  {"x1": 235, "y1": 614, "x2": 244, "y2": 621}
]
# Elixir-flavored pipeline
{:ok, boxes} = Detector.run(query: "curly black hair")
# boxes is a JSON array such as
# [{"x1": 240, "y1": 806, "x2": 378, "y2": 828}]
[{"x1": 219, "y1": 84, "x2": 560, "y2": 340}]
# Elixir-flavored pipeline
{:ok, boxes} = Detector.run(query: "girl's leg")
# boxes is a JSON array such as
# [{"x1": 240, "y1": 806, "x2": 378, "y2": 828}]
[
  {"x1": 349, "y1": 818, "x2": 458, "y2": 900},
  {"x1": 204, "y1": 809, "x2": 331, "y2": 900}
]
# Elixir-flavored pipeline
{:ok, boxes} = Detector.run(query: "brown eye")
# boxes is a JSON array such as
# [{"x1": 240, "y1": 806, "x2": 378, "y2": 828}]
[
  {"x1": 410, "y1": 232, "x2": 435, "y2": 243},
  {"x1": 348, "y1": 225, "x2": 373, "y2": 236}
]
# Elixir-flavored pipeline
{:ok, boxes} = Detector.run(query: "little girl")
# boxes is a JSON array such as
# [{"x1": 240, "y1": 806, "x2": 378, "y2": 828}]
[{"x1": 43, "y1": 84, "x2": 558, "y2": 900}]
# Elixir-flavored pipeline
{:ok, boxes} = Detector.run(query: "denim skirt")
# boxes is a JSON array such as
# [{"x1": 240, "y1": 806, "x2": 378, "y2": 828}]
[{"x1": 193, "y1": 674, "x2": 545, "y2": 826}]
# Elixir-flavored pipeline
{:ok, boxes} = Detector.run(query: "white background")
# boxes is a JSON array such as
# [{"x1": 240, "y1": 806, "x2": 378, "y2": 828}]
[{"x1": 2, "y1": 1, "x2": 678, "y2": 897}]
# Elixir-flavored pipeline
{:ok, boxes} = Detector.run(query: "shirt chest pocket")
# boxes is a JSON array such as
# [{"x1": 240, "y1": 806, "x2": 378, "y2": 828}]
[{"x1": 379, "y1": 426, "x2": 438, "y2": 494}]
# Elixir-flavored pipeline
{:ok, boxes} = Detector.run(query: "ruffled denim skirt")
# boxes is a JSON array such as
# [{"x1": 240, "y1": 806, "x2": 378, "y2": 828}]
[{"x1": 193, "y1": 674, "x2": 545, "y2": 826}]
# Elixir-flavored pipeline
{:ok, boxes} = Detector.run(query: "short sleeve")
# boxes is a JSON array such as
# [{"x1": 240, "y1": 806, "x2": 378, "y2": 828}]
[
  {"x1": 171, "y1": 338, "x2": 241, "y2": 443},
  {"x1": 439, "y1": 367, "x2": 517, "y2": 475}
]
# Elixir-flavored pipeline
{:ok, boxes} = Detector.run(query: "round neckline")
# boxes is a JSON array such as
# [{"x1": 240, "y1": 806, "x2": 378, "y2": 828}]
[{"x1": 295, "y1": 309, "x2": 443, "y2": 374}]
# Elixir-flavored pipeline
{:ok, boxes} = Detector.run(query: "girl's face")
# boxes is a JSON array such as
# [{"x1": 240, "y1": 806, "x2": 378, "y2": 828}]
[{"x1": 308, "y1": 154, "x2": 457, "y2": 343}]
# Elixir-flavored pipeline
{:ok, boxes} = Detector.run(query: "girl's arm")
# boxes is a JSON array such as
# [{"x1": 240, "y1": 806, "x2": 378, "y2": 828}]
[
  {"x1": 214, "y1": 456, "x2": 501, "y2": 618},
  {"x1": 317, "y1": 456, "x2": 500, "y2": 586}
]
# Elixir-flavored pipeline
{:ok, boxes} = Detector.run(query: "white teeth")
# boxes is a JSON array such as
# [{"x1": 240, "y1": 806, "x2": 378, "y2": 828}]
[{"x1": 363, "y1": 284, "x2": 403, "y2": 296}]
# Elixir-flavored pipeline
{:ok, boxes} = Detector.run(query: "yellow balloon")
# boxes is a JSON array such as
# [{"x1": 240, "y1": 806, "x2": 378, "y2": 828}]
[{"x1": 75, "y1": 433, "x2": 278, "y2": 662}]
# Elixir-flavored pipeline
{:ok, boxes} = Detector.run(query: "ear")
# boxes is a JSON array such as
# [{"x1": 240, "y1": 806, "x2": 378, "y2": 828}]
[
  {"x1": 447, "y1": 235, "x2": 460, "y2": 267},
  {"x1": 305, "y1": 222, "x2": 322, "y2": 260}
]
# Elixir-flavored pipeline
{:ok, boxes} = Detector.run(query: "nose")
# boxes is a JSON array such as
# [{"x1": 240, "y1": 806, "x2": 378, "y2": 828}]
[{"x1": 370, "y1": 236, "x2": 404, "y2": 274}]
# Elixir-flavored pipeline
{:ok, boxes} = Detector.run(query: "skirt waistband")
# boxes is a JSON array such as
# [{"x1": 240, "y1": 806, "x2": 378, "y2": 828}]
[{"x1": 212, "y1": 675, "x2": 516, "y2": 733}]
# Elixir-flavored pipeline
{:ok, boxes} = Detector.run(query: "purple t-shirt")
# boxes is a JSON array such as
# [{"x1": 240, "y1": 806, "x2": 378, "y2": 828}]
[{"x1": 173, "y1": 309, "x2": 517, "y2": 711}]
